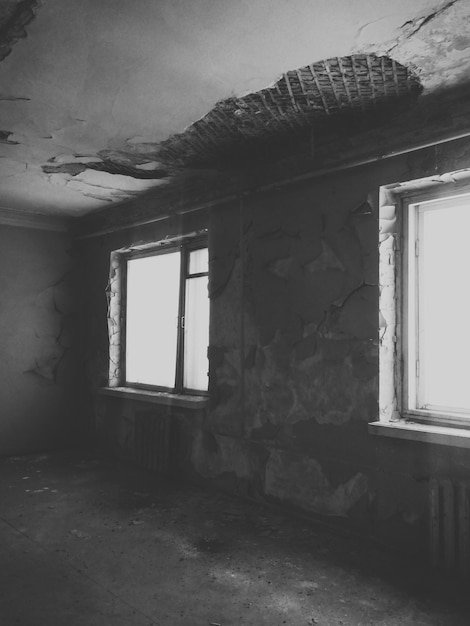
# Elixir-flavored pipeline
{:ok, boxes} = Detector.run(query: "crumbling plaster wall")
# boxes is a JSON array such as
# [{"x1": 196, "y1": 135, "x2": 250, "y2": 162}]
[
  {"x1": 0, "y1": 224, "x2": 80, "y2": 456},
  {"x1": 82, "y1": 136, "x2": 470, "y2": 555},
  {"x1": 201, "y1": 167, "x2": 387, "y2": 529}
]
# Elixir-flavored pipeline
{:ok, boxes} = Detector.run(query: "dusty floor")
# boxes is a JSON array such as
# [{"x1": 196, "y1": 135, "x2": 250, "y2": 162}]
[{"x1": 0, "y1": 451, "x2": 468, "y2": 626}]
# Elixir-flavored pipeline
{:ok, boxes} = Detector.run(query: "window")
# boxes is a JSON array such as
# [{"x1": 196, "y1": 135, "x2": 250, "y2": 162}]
[
  {"x1": 123, "y1": 240, "x2": 209, "y2": 394},
  {"x1": 402, "y1": 192, "x2": 470, "y2": 424}
]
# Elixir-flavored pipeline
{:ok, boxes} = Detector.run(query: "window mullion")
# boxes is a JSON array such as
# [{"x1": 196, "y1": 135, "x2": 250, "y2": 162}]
[
  {"x1": 175, "y1": 246, "x2": 187, "y2": 393},
  {"x1": 405, "y1": 203, "x2": 417, "y2": 412},
  {"x1": 120, "y1": 259, "x2": 128, "y2": 386},
  {"x1": 416, "y1": 207, "x2": 426, "y2": 411}
]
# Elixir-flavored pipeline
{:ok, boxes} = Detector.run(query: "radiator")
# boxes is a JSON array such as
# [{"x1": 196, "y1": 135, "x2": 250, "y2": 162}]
[
  {"x1": 133, "y1": 412, "x2": 171, "y2": 476},
  {"x1": 429, "y1": 478, "x2": 470, "y2": 575}
]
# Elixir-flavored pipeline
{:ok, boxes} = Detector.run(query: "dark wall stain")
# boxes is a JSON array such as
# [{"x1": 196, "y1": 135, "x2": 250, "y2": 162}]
[
  {"x1": 0, "y1": 130, "x2": 19, "y2": 144},
  {"x1": 0, "y1": 0, "x2": 40, "y2": 62}
]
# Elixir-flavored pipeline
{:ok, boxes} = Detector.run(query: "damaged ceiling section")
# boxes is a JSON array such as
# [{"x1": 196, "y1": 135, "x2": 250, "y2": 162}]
[
  {"x1": 40, "y1": 151, "x2": 172, "y2": 205},
  {"x1": 1, "y1": 0, "x2": 470, "y2": 216},
  {"x1": 42, "y1": 54, "x2": 422, "y2": 195},
  {"x1": 43, "y1": 150, "x2": 170, "y2": 181},
  {"x1": 366, "y1": 0, "x2": 470, "y2": 91},
  {"x1": 157, "y1": 54, "x2": 422, "y2": 168}
]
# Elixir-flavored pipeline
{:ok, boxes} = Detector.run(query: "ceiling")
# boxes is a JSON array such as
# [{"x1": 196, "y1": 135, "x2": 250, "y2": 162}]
[{"x1": 0, "y1": 0, "x2": 469, "y2": 218}]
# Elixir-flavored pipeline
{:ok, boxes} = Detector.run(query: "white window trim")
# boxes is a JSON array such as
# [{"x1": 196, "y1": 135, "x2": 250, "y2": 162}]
[
  {"x1": 372, "y1": 171, "x2": 470, "y2": 445},
  {"x1": 402, "y1": 191, "x2": 470, "y2": 426},
  {"x1": 369, "y1": 420, "x2": 470, "y2": 449},
  {"x1": 105, "y1": 230, "x2": 209, "y2": 407}
]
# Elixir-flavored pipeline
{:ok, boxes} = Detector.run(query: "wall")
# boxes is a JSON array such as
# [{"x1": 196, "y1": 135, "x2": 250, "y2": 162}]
[
  {"x1": 0, "y1": 224, "x2": 81, "y2": 456},
  {"x1": 79, "y1": 137, "x2": 470, "y2": 558}
]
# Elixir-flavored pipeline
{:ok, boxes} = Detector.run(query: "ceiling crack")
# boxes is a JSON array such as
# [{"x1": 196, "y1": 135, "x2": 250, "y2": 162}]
[
  {"x1": 388, "y1": 0, "x2": 460, "y2": 53},
  {"x1": 0, "y1": 94, "x2": 30, "y2": 101}
]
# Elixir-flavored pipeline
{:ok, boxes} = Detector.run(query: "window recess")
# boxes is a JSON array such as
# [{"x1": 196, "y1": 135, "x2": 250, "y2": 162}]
[
  {"x1": 403, "y1": 193, "x2": 470, "y2": 424},
  {"x1": 122, "y1": 239, "x2": 209, "y2": 395}
]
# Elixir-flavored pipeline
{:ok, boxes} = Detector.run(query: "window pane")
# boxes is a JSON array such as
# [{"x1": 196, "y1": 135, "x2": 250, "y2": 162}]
[
  {"x1": 188, "y1": 248, "x2": 208, "y2": 275},
  {"x1": 183, "y1": 275, "x2": 209, "y2": 391},
  {"x1": 419, "y1": 202, "x2": 470, "y2": 411},
  {"x1": 126, "y1": 252, "x2": 180, "y2": 387}
]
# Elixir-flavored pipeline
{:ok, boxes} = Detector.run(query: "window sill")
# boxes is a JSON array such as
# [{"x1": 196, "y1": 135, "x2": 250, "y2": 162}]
[
  {"x1": 369, "y1": 420, "x2": 470, "y2": 449},
  {"x1": 99, "y1": 386, "x2": 208, "y2": 409}
]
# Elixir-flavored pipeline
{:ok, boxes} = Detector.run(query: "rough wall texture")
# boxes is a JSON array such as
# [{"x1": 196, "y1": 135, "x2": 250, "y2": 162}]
[
  {"x1": 202, "y1": 168, "x2": 387, "y2": 526},
  {"x1": 0, "y1": 224, "x2": 81, "y2": 456},
  {"x1": 80, "y1": 136, "x2": 470, "y2": 558}
]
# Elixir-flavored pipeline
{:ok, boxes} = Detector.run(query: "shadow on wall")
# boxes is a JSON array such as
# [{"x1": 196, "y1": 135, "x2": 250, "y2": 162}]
[{"x1": 0, "y1": 226, "x2": 80, "y2": 457}]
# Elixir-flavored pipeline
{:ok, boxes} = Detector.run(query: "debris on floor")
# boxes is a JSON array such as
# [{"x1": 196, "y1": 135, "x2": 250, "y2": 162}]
[{"x1": 0, "y1": 450, "x2": 469, "y2": 626}]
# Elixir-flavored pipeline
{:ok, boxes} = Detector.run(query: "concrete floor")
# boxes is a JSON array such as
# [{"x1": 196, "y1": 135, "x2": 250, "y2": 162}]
[{"x1": 0, "y1": 451, "x2": 468, "y2": 626}]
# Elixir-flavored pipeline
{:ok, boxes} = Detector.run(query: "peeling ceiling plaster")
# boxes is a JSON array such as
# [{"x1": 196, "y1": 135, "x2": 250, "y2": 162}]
[
  {"x1": 0, "y1": 0, "x2": 469, "y2": 217},
  {"x1": 155, "y1": 54, "x2": 422, "y2": 169}
]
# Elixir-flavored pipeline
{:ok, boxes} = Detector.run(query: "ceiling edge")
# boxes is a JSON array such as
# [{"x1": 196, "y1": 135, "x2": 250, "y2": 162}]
[{"x1": 0, "y1": 206, "x2": 69, "y2": 232}]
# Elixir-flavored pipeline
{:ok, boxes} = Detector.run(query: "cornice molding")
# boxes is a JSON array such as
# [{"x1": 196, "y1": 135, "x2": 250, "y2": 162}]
[{"x1": 0, "y1": 206, "x2": 69, "y2": 232}]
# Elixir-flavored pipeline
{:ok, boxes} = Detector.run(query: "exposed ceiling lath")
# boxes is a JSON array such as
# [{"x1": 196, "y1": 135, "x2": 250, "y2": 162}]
[{"x1": 158, "y1": 54, "x2": 422, "y2": 167}]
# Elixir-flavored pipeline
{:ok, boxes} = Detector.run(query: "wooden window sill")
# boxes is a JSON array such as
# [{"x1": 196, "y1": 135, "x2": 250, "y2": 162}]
[
  {"x1": 369, "y1": 420, "x2": 470, "y2": 449},
  {"x1": 99, "y1": 386, "x2": 208, "y2": 409}
]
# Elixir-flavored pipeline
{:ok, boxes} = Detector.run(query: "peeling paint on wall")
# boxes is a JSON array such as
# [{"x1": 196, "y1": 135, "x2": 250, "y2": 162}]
[
  {"x1": 0, "y1": 225, "x2": 79, "y2": 456},
  {"x1": 106, "y1": 252, "x2": 122, "y2": 387},
  {"x1": 378, "y1": 190, "x2": 400, "y2": 422},
  {"x1": 205, "y1": 180, "x2": 380, "y2": 517},
  {"x1": 24, "y1": 274, "x2": 74, "y2": 382}
]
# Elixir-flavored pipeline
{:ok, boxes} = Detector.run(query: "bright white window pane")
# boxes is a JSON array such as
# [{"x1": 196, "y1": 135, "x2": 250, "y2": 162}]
[
  {"x1": 183, "y1": 275, "x2": 209, "y2": 391},
  {"x1": 126, "y1": 252, "x2": 180, "y2": 387},
  {"x1": 189, "y1": 248, "x2": 208, "y2": 274},
  {"x1": 419, "y1": 201, "x2": 470, "y2": 412}
]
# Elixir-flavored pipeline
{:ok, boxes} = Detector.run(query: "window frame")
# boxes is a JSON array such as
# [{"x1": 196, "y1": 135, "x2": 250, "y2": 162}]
[
  {"x1": 399, "y1": 186, "x2": 470, "y2": 428},
  {"x1": 120, "y1": 235, "x2": 209, "y2": 396}
]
